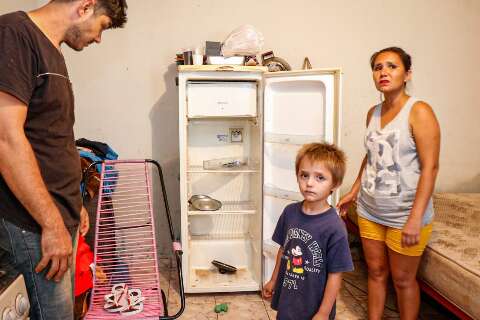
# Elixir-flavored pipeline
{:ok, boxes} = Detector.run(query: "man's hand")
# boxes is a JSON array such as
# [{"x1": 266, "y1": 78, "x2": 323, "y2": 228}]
[
  {"x1": 80, "y1": 206, "x2": 89, "y2": 236},
  {"x1": 35, "y1": 224, "x2": 73, "y2": 282}
]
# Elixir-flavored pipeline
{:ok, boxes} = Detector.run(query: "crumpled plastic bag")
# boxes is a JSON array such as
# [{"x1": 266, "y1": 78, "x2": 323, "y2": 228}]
[{"x1": 221, "y1": 25, "x2": 264, "y2": 57}]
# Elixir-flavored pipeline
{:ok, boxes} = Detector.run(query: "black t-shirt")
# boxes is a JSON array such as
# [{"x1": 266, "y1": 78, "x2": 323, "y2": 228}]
[
  {"x1": 271, "y1": 203, "x2": 354, "y2": 320},
  {"x1": 0, "y1": 11, "x2": 81, "y2": 233}
]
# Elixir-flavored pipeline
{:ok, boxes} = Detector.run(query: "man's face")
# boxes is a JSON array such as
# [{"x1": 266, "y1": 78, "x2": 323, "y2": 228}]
[{"x1": 64, "y1": 13, "x2": 112, "y2": 51}]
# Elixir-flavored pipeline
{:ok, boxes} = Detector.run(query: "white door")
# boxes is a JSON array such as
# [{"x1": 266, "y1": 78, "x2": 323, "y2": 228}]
[{"x1": 262, "y1": 69, "x2": 341, "y2": 282}]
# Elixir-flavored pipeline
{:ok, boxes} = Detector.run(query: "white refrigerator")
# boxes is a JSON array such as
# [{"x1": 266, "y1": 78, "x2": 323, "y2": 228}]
[{"x1": 178, "y1": 65, "x2": 341, "y2": 293}]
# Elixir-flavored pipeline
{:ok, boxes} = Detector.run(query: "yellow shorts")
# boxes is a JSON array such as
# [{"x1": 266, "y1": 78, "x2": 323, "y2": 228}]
[{"x1": 357, "y1": 215, "x2": 432, "y2": 256}]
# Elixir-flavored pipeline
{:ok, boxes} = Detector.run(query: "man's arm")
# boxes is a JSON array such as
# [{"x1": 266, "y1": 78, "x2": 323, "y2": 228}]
[
  {"x1": 0, "y1": 90, "x2": 72, "y2": 282},
  {"x1": 313, "y1": 272, "x2": 343, "y2": 320}
]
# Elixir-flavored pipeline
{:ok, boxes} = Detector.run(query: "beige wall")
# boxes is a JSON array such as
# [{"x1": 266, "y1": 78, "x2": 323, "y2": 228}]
[
  {"x1": 1, "y1": 1, "x2": 38, "y2": 12},
  {"x1": 68, "y1": 0, "x2": 480, "y2": 193},
  {"x1": 2, "y1": 0, "x2": 479, "y2": 247}
]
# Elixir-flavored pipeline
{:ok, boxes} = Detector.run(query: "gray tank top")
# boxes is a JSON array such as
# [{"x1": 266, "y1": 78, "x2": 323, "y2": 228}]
[{"x1": 357, "y1": 97, "x2": 434, "y2": 229}]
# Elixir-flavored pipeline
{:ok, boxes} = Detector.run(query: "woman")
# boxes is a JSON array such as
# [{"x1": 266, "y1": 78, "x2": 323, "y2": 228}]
[{"x1": 337, "y1": 47, "x2": 440, "y2": 320}]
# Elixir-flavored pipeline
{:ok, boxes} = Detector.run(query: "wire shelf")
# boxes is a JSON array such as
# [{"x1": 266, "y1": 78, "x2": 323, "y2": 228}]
[
  {"x1": 187, "y1": 165, "x2": 260, "y2": 173},
  {"x1": 188, "y1": 201, "x2": 256, "y2": 215}
]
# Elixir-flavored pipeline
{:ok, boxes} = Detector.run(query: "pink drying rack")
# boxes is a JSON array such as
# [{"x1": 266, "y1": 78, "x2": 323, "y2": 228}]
[{"x1": 83, "y1": 160, "x2": 185, "y2": 319}]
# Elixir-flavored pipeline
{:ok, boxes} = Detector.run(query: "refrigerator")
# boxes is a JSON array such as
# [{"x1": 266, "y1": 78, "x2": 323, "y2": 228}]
[{"x1": 178, "y1": 65, "x2": 341, "y2": 293}]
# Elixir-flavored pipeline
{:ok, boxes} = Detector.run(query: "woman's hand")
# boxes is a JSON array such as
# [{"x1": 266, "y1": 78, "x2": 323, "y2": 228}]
[
  {"x1": 402, "y1": 217, "x2": 421, "y2": 247},
  {"x1": 262, "y1": 280, "x2": 276, "y2": 300},
  {"x1": 336, "y1": 191, "x2": 357, "y2": 217}
]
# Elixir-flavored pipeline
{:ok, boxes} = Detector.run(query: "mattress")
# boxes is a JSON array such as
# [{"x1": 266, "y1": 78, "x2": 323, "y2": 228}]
[{"x1": 418, "y1": 193, "x2": 480, "y2": 319}]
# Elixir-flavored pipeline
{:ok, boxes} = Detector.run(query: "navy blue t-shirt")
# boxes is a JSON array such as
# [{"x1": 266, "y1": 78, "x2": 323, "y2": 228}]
[{"x1": 271, "y1": 202, "x2": 354, "y2": 320}]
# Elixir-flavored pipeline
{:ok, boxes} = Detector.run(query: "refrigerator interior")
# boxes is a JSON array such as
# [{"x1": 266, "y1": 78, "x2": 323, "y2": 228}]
[
  {"x1": 262, "y1": 73, "x2": 337, "y2": 282},
  {"x1": 186, "y1": 118, "x2": 262, "y2": 291}
]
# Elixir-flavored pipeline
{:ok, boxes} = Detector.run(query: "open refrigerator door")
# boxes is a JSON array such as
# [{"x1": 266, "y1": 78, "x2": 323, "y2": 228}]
[{"x1": 262, "y1": 69, "x2": 342, "y2": 283}]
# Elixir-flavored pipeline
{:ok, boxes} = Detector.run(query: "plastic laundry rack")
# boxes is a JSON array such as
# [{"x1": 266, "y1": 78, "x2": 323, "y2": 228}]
[{"x1": 83, "y1": 160, "x2": 185, "y2": 319}]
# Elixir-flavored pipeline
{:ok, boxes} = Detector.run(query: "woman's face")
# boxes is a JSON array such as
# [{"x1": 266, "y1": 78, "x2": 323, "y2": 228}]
[{"x1": 372, "y1": 51, "x2": 411, "y2": 94}]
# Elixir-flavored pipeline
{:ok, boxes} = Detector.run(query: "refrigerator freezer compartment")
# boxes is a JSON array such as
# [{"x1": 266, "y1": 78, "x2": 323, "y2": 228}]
[
  {"x1": 187, "y1": 80, "x2": 257, "y2": 117},
  {"x1": 188, "y1": 238, "x2": 260, "y2": 292}
]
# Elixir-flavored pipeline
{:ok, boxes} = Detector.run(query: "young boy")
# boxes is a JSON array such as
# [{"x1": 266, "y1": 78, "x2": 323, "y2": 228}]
[{"x1": 263, "y1": 143, "x2": 354, "y2": 320}]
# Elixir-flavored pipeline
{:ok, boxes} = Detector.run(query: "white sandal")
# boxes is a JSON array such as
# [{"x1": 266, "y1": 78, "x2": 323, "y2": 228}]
[
  {"x1": 103, "y1": 283, "x2": 129, "y2": 313},
  {"x1": 103, "y1": 283, "x2": 145, "y2": 315}
]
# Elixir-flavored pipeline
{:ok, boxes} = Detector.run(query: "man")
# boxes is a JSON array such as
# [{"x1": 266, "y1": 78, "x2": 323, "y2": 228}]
[{"x1": 0, "y1": 1, "x2": 127, "y2": 319}]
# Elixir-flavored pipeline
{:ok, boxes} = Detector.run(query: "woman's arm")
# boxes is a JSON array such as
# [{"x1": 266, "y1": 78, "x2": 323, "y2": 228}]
[{"x1": 402, "y1": 101, "x2": 440, "y2": 247}]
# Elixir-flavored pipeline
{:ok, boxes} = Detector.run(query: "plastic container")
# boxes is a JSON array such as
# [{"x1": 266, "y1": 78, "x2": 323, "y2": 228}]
[
  {"x1": 203, "y1": 157, "x2": 248, "y2": 170},
  {"x1": 206, "y1": 56, "x2": 245, "y2": 65}
]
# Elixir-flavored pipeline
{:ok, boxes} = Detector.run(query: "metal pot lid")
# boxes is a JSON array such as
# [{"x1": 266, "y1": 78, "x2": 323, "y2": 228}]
[
  {"x1": 190, "y1": 197, "x2": 222, "y2": 211},
  {"x1": 188, "y1": 194, "x2": 211, "y2": 204}
]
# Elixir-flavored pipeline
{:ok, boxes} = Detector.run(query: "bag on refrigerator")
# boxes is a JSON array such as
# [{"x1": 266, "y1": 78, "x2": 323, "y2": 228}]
[{"x1": 221, "y1": 24, "x2": 264, "y2": 57}]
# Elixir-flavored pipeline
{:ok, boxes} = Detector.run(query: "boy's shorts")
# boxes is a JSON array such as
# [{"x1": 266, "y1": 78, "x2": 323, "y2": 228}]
[{"x1": 357, "y1": 215, "x2": 432, "y2": 256}]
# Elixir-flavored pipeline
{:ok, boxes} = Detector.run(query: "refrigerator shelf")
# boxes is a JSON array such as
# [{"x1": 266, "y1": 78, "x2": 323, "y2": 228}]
[
  {"x1": 263, "y1": 239, "x2": 280, "y2": 258},
  {"x1": 189, "y1": 233, "x2": 250, "y2": 241},
  {"x1": 189, "y1": 267, "x2": 259, "y2": 292},
  {"x1": 264, "y1": 184, "x2": 303, "y2": 202},
  {"x1": 187, "y1": 115, "x2": 258, "y2": 121},
  {"x1": 188, "y1": 211, "x2": 255, "y2": 216},
  {"x1": 187, "y1": 237, "x2": 260, "y2": 292},
  {"x1": 187, "y1": 165, "x2": 259, "y2": 173},
  {"x1": 188, "y1": 201, "x2": 256, "y2": 215},
  {"x1": 264, "y1": 132, "x2": 325, "y2": 145}
]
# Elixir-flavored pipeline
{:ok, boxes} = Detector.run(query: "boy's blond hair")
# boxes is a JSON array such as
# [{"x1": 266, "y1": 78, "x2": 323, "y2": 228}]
[{"x1": 295, "y1": 143, "x2": 347, "y2": 187}]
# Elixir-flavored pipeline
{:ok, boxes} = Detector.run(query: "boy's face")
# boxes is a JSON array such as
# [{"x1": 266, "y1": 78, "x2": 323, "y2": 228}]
[{"x1": 297, "y1": 157, "x2": 337, "y2": 205}]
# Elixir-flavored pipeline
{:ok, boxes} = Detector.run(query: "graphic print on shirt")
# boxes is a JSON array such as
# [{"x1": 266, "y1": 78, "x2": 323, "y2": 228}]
[
  {"x1": 363, "y1": 129, "x2": 401, "y2": 196},
  {"x1": 291, "y1": 246, "x2": 304, "y2": 274},
  {"x1": 282, "y1": 228, "x2": 323, "y2": 291}
]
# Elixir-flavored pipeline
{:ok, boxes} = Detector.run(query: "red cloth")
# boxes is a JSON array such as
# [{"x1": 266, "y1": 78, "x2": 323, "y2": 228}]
[{"x1": 75, "y1": 235, "x2": 94, "y2": 296}]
